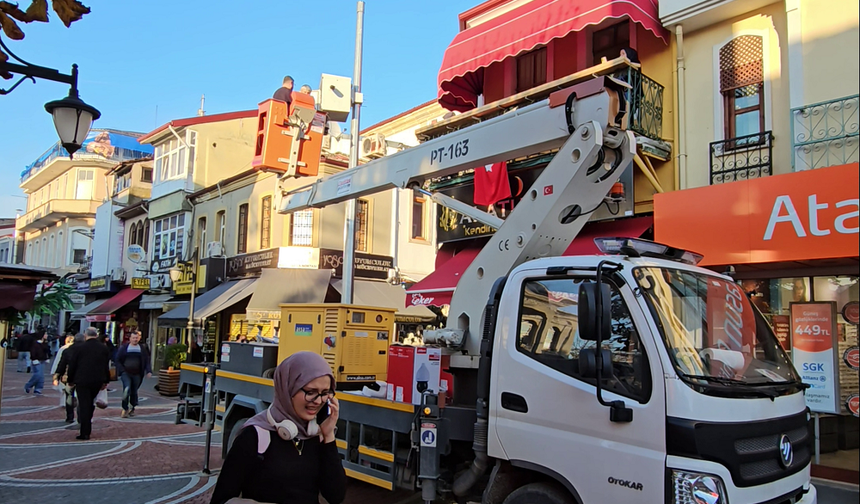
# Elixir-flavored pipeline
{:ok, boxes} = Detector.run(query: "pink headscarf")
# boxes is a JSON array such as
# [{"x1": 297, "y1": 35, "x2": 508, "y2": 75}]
[{"x1": 244, "y1": 351, "x2": 335, "y2": 440}]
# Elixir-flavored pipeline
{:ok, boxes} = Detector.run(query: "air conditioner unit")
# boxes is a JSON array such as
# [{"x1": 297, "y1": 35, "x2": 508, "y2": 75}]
[
  {"x1": 111, "y1": 267, "x2": 126, "y2": 282},
  {"x1": 207, "y1": 241, "x2": 225, "y2": 258},
  {"x1": 361, "y1": 133, "x2": 386, "y2": 159}
]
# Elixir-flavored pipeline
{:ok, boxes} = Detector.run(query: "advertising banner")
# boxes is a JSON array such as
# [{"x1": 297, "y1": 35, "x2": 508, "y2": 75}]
[{"x1": 791, "y1": 302, "x2": 840, "y2": 414}]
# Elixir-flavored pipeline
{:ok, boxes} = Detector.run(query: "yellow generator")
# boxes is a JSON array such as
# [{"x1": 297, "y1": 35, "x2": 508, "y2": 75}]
[{"x1": 278, "y1": 303, "x2": 394, "y2": 385}]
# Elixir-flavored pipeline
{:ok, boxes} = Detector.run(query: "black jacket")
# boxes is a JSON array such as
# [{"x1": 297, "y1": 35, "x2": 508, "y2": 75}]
[
  {"x1": 29, "y1": 340, "x2": 48, "y2": 362},
  {"x1": 67, "y1": 339, "x2": 111, "y2": 387},
  {"x1": 17, "y1": 333, "x2": 33, "y2": 352},
  {"x1": 54, "y1": 341, "x2": 82, "y2": 380},
  {"x1": 115, "y1": 343, "x2": 152, "y2": 376}
]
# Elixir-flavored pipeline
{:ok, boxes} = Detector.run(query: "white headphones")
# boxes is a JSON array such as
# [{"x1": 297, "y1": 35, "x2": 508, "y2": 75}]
[{"x1": 267, "y1": 407, "x2": 298, "y2": 441}]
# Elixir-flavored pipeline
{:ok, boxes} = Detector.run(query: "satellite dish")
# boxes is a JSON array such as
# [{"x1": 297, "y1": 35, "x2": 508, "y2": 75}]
[{"x1": 328, "y1": 122, "x2": 343, "y2": 140}]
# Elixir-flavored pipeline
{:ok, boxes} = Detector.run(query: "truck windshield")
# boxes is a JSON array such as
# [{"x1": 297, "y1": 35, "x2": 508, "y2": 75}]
[{"x1": 633, "y1": 267, "x2": 801, "y2": 395}]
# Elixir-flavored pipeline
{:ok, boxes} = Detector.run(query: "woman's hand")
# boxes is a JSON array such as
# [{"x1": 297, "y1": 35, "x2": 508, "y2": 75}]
[{"x1": 319, "y1": 396, "x2": 339, "y2": 444}]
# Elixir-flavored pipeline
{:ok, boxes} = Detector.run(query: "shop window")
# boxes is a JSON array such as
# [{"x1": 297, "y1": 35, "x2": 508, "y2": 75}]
[
  {"x1": 517, "y1": 276, "x2": 651, "y2": 403},
  {"x1": 261, "y1": 196, "x2": 272, "y2": 250},
  {"x1": 355, "y1": 199, "x2": 369, "y2": 252},
  {"x1": 719, "y1": 35, "x2": 765, "y2": 142},
  {"x1": 412, "y1": 196, "x2": 428, "y2": 240},
  {"x1": 237, "y1": 203, "x2": 249, "y2": 254},
  {"x1": 516, "y1": 46, "x2": 547, "y2": 93},
  {"x1": 290, "y1": 209, "x2": 313, "y2": 247},
  {"x1": 592, "y1": 20, "x2": 629, "y2": 65}
]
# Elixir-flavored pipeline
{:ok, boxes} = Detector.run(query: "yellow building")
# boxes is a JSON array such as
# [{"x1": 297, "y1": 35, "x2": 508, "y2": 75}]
[
  {"x1": 657, "y1": 0, "x2": 859, "y2": 482},
  {"x1": 16, "y1": 129, "x2": 153, "y2": 274}
]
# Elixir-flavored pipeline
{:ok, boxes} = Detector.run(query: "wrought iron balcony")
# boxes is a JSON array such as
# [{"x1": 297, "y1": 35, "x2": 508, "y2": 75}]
[
  {"x1": 614, "y1": 67, "x2": 665, "y2": 141},
  {"x1": 791, "y1": 95, "x2": 858, "y2": 171},
  {"x1": 709, "y1": 131, "x2": 774, "y2": 184}
]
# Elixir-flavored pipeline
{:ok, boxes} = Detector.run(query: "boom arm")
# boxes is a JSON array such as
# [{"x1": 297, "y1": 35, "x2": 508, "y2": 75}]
[{"x1": 278, "y1": 78, "x2": 637, "y2": 367}]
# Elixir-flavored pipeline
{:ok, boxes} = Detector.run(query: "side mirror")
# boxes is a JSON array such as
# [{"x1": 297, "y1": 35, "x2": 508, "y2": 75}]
[
  {"x1": 578, "y1": 282, "x2": 611, "y2": 341},
  {"x1": 579, "y1": 348, "x2": 613, "y2": 379}
]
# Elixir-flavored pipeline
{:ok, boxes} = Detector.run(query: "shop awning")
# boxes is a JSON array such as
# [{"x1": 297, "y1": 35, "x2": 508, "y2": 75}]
[
  {"x1": 86, "y1": 288, "x2": 144, "y2": 322},
  {"x1": 438, "y1": 0, "x2": 668, "y2": 111},
  {"x1": 562, "y1": 215, "x2": 653, "y2": 256},
  {"x1": 405, "y1": 246, "x2": 483, "y2": 307},
  {"x1": 245, "y1": 269, "x2": 333, "y2": 322},
  {"x1": 0, "y1": 283, "x2": 37, "y2": 311},
  {"x1": 139, "y1": 294, "x2": 174, "y2": 310},
  {"x1": 71, "y1": 298, "x2": 109, "y2": 321},
  {"x1": 158, "y1": 278, "x2": 257, "y2": 328},
  {"x1": 331, "y1": 279, "x2": 437, "y2": 323}
]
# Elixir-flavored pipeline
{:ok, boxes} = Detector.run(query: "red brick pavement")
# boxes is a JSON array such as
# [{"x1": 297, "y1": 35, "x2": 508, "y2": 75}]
[
  {"x1": 17, "y1": 440, "x2": 224, "y2": 479},
  {"x1": 1, "y1": 417, "x2": 204, "y2": 443}
]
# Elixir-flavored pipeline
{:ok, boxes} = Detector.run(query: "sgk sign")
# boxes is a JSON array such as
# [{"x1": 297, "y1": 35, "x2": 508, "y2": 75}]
[{"x1": 655, "y1": 164, "x2": 859, "y2": 266}]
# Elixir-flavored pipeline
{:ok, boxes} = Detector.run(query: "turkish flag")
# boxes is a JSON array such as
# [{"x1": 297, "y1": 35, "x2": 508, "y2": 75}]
[{"x1": 473, "y1": 161, "x2": 511, "y2": 206}]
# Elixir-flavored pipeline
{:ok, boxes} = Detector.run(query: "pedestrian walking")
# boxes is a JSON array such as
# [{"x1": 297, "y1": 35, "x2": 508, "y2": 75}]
[
  {"x1": 24, "y1": 332, "x2": 49, "y2": 395},
  {"x1": 210, "y1": 352, "x2": 346, "y2": 504},
  {"x1": 52, "y1": 334, "x2": 79, "y2": 423},
  {"x1": 115, "y1": 330, "x2": 152, "y2": 418},
  {"x1": 16, "y1": 331, "x2": 33, "y2": 373},
  {"x1": 67, "y1": 327, "x2": 111, "y2": 440}
]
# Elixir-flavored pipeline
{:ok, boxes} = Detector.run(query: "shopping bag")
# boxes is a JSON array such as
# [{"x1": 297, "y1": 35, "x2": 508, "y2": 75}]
[{"x1": 95, "y1": 389, "x2": 108, "y2": 409}]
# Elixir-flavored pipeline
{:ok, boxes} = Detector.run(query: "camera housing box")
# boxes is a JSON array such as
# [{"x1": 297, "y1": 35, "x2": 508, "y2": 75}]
[{"x1": 386, "y1": 345, "x2": 441, "y2": 405}]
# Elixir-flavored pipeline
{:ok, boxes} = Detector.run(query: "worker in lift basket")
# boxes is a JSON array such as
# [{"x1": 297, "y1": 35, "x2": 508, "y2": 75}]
[{"x1": 273, "y1": 75, "x2": 294, "y2": 105}]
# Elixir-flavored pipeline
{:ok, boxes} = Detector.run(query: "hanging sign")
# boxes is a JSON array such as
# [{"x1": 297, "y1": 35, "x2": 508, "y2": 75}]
[{"x1": 791, "y1": 302, "x2": 840, "y2": 414}]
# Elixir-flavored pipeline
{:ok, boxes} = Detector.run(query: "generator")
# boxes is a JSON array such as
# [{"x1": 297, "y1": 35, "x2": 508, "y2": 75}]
[{"x1": 278, "y1": 303, "x2": 394, "y2": 385}]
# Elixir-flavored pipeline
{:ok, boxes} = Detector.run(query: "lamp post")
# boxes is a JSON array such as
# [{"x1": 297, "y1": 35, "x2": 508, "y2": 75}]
[
  {"x1": 0, "y1": 35, "x2": 100, "y2": 156},
  {"x1": 167, "y1": 248, "x2": 199, "y2": 350}
]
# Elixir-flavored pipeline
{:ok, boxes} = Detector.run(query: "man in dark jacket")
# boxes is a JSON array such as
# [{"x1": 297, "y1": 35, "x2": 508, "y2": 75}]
[
  {"x1": 54, "y1": 333, "x2": 85, "y2": 424},
  {"x1": 16, "y1": 331, "x2": 33, "y2": 373},
  {"x1": 67, "y1": 327, "x2": 111, "y2": 440},
  {"x1": 24, "y1": 332, "x2": 48, "y2": 394},
  {"x1": 115, "y1": 330, "x2": 152, "y2": 418}
]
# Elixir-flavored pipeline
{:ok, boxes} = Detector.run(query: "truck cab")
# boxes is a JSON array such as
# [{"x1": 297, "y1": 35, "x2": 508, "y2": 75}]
[{"x1": 483, "y1": 239, "x2": 815, "y2": 504}]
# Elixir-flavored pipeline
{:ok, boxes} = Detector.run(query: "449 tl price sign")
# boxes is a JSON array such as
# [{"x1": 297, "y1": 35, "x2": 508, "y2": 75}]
[{"x1": 791, "y1": 302, "x2": 840, "y2": 414}]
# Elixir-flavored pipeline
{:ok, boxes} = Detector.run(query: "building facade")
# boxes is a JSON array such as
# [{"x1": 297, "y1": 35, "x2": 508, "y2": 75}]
[
  {"x1": 0, "y1": 218, "x2": 15, "y2": 264},
  {"x1": 656, "y1": 0, "x2": 859, "y2": 482}
]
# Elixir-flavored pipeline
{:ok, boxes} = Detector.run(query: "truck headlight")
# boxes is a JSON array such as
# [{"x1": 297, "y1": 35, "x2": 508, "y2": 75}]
[{"x1": 672, "y1": 470, "x2": 727, "y2": 504}]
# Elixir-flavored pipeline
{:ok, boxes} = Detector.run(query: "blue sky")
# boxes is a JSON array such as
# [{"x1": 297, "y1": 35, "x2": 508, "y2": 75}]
[{"x1": 0, "y1": 0, "x2": 476, "y2": 217}]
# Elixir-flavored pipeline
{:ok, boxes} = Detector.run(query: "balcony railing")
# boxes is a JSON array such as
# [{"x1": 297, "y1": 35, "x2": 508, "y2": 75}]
[
  {"x1": 791, "y1": 95, "x2": 858, "y2": 171},
  {"x1": 613, "y1": 67, "x2": 665, "y2": 141},
  {"x1": 21, "y1": 142, "x2": 151, "y2": 184},
  {"x1": 709, "y1": 131, "x2": 774, "y2": 184}
]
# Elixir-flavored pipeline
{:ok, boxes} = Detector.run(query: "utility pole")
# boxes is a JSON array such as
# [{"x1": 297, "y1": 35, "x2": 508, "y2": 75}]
[{"x1": 341, "y1": 0, "x2": 365, "y2": 304}]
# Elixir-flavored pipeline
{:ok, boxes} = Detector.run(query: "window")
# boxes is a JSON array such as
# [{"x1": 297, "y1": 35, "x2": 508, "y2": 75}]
[
  {"x1": 143, "y1": 221, "x2": 150, "y2": 252},
  {"x1": 62, "y1": 173, "x2": 69, "y2": 199},
  {"x1": 73, "y1": 248, "x2": 87, "y2": 265},
  {"x1": 141, "y1": 167, "x2": 153, "y2": 183},
  {"x1": 198, "y1": 217, "x2": 207, "y2": 257},
  {"x1": 412, "y1": 197, "x2": 428, "y2": 240},
  {"x1": 592, "y1": 21, "x2": 630, "y2": 65},
  {"x1": 516, "y1": 277, "x2": 651, "y2": 402},
  {"x1": 516, "y1": 46, "x2": 547, "y2": 93},
  {"x1": 260, "y1": 196, "x2": 272, "y2": 249},
  {"x1": 237, "y1": 203, "x2": 249, "y2": 254},
  {"x1": 152, "y1": 213, "x2": 186, "y2": 262},
  {"x1": 114, "y1": 170, "x2": 131, "y2": 195},
  {"x1": 57, "y1": 231, "x2": 63, "y2": 264},
  {"x1": 48, "y1": 234, "x2": 55, "y2": 267},
  {"x1": 76, "y1": 169, "x2": 94, "y2": 200},
  {"x1": 52, "y1": 181, "x2": 59, "y2": 200},
  {"x1": 719, "y1": 35, "x2": 765, "y2": 142},
  {"x1": 136, "y1": 221, "x2": 145, "y2": 246},
  {"x1": 355, "y1": 199, "x2": 369, "y2": 252},
  {"x1": 217, "y1": 211, "x2": 227, "y2": 245},
  {"x1": 155, "y1": 131, "x2": 196, "y2": 182},
  {"x1": 290, "y1": 209, "x2": 313, "y2": 246},
  {"x1": 128, "y1": 222, "x2": 138, "y2": 247}
]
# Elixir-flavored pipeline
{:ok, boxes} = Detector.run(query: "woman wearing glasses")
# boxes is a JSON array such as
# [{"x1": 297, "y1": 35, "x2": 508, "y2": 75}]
[{"x1": 211, "y1": 352, "x2": 346, "y2": 504}]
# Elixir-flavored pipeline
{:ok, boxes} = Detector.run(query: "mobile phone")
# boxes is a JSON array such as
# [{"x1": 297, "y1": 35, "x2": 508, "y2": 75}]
[{"x1": 316, "y1": 400, "x2": 330, "y2": 424}]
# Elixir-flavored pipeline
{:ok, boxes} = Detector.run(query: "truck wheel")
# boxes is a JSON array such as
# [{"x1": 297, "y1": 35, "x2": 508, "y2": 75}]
[
  {"x1": 502, "y1": 482, "x2": 575, "y2": 504},
  {"x1": 262, "y1": 367, "x2": 275, "y2": 379},
  {"x1": 226, "y1": 417, "x2": 248, "y2": 454}
]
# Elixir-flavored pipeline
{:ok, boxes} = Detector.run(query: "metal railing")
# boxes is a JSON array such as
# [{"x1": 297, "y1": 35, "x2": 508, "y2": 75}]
[
  {"x1": 21, "y1": 143, "x2": 151, "y2": 184},
  {"x1": 614, "y1": 67, "x2": 665, "y2": 141},
  {"x1": 709, "y1": 131, "x2": 774, "y2": 184},
  {"x1": 791, "y1": 95, "x2": 858, "y2": 171}
]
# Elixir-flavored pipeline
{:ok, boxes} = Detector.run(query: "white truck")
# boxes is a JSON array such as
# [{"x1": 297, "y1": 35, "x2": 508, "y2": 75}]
[{"x1": 184, "y1": 74, "x2": 816, "y2": 504}]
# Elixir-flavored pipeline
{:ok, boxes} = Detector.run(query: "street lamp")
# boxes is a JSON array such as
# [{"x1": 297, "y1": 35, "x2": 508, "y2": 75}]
[
  {"x1": 0, "y1": 35, "x2": 100, "y2": 156},
  {"x1": 168, "y1": 248, "x2": 200, "y2": 351}
]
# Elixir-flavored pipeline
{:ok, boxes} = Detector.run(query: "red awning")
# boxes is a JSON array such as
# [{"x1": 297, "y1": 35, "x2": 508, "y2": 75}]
[
  {"x1": 0, "y1": 283, "x2": 37, "y2": 311},
  {"x1": 407, "y1": 217, "x2": 652, "y2": 307},
  {"x1": 438, "y1": 0, "x2": 669, "y2": 111},
  {"x1": 405, "y1": 246, "x2": 483, "y2": 307},
  {"x1": 563, "y1": 215, "x2": 653, "y2": 256},
  {"x1": 86, "y1": 288, "x2": 144, "y2": 322}
]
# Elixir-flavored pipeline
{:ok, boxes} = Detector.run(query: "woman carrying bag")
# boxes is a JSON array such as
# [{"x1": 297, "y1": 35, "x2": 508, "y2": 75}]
[{"x1": 210, "y1": 351, "x2": 347, "y2": 504}]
